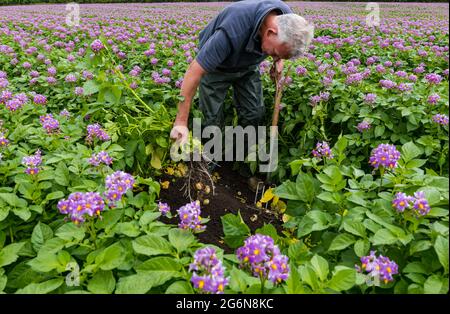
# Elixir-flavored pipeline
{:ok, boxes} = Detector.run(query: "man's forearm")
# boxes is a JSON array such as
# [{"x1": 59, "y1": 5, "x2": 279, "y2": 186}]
[{"x1": 175, "y1": 59, "x2": 206, "y2": 124}]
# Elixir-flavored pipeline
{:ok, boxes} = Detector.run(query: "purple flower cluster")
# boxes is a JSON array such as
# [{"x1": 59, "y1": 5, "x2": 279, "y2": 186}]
[
  {"x1": 74, "y1": 87, "x2": 84, "y2": 96},
  {"x1": 189, "y1": 247, "x2": 229, "y2": 294},
  {"x1": 312, "y1": 141, "x2": 334, "y2": 159},
  {"x1": 432, "y1": 114, "x2": 449, "y2": 126},
  {"x1": 86, "y1": 123, "x2": 110, "y2": 144},
  {"x1": 357, "y1": 120, "x2": 371, "y2": 132},
  {"x1": 60, "y1": 109, "x2": 70, "y2": 118},
  {"x1": 393, "y1": 191, "x2": 432, "y2": 216},
  {"x1": 427, "y1": 94, "x2": 440, "y2": 105},
  {"x1": 65, "y1": 74, "x2": 77, "y2": 83},
  {"x1": 364, "y1": 93, "x2": 377, "y2": 104},
  {"x1": 379, "y1": 79, "x2": 397, "y2": 89},
  {"x1": 0, "y1": 132, "x2": 9, "y2": 147},
  {"x1": 3, "y1": 92, "x2": 28, "y2": 111},
  {"x1": 411, "y1": 191, "x2": 432, "y2": 216},
  {"x1": 158, "y1": 201, "x2": 170, "y2": 216},
  {"x1": 22, "y1": 149, "x2": 42, "y2": 175},
  {"x1": 151, "y1": 71, "x2": 171, "y2": 84},
  {"x1": 425, "y1": 73, "x2": 442, "y2": 85},
  {"x1": 392, "y1": 192, "x2": 415, "y2": 212},
  {"x1": 129, "y1": 65, "x2": 142, "y2": 77},
  {"x1": 259, "y1": 61, "x2": 270, "y2": 74},
  {"x1": 39, "y1": 114, "x2": 59, "y2": 134},
  {"x1": 396, "y1": 83, "x2": 413, "y2": 92},
  {"x1": 82, "y1": 70, "x2": 93, "y2": 80},
  {"x1": 88, "y1": 151, "x2": 113, "y2": 166},
  {"x1": 33, "y1": 94, "x2": 47, "y2": 105},
  {"x1": 90, "y1": 39, "x2": 105, "y2": 53},
  {"x1": 57, "y1": 192, "x2": 105, "y2": 225},
  {"x1": 296, "y1": 66, "x2": 307, "y2": 76},
  {"x1": 175, "y1": 78, "x2": 183, "y2": 88},
  {"x1": 369, "y1": 144, "x2": 401, "y2": 170},
  {"x1": 356, "y1": 251, "x2": 398, "y2": 284},
  {"x1": 0, "y1": 78, "x2": 9, "y2": 90},
  {"x1": 104, "y1": 171, "x2": 135, "y2": 204},
  {"x1": 0, "y1": 90, "x2": 12, "y2": 103},
  {"x1": 177, "y1": 201, "x2": 206, "y2": 232},
  {"x1": 310, "y1": 91, "x2": 329, "y2": 106},
  {"x1": 236, "y1": 234, "x2": 289, "y2": 284}
]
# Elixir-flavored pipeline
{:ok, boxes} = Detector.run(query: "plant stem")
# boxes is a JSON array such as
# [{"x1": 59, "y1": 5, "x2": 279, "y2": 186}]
[
  {"x1": 260, "y1": 275, "x2": 266, "y2": 294},
  {"x1": 87, "y1": 219, "x2": 97, "y2": 249},
  {"x1": 378, "y1": 167, "x2": 384, "y2": 194}
]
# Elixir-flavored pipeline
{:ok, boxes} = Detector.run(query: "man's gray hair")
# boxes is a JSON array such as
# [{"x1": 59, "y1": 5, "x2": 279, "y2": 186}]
[{"x1": 275, "y1": 14, "x2": 314, "y2": 59}]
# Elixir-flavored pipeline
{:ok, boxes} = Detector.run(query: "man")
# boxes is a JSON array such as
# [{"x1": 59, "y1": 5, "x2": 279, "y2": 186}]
[{"x1": 170, "y1": 0, "x2": 314, "y2": 189}]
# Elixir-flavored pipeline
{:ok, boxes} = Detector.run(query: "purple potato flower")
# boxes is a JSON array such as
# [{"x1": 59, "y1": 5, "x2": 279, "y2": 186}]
[
  {"x1": 412, "y1": 191, "x2": 431, "y2": 216},
  {"x1": 312, "y1": 141, "x2": 334, "y2": 159},
  {"x1": 39, "y1": 114, "x2": 60, "y2": 133},
  {"x1": 236, "y1": 234, "x2": 289, "y2": 284},
  {"x1": 57, "y1": 192, "x2": 105, "y2": 225},
  {"x1": 104, "y1": 171, "x2": 135, "y2": 205},
  {"x1": 392, "y1": 192, "x2": 414, "y2": 212},
  {"x1": 90, "y1": 39, "x2": 105, "y2": 53},
  {"x1": 86, "y1": 123, "x2": 110, "y2": 144},
  {"x1": 427, "y1": 94, "x2": 440, "y2": 105},
  {"x1": 158, "y1": 202, "x2": 170, "y2": 216},
  {"x1": 357, "y1": 121, "x2": 371, "y2": 132},
  {"x1": 356, "y1": 251, "x2": 398, "y2": 285},
  {"x1": 88, "y1": 151, "x2": 113, "y2": 166},
  {"x1": 177, "y1": 201, "x2": 206, "y2": 232},
  {"x1": 369, "y1": 144, "x2": 401, "y2": 170},
  {"x1": 432, "y1": 114, "x2": 449, "y2": 126},
  {"x1": 22, "y1": 149, "x2": 43, "y2": 175},
  {"x1": 189, "y1": 247, "x2": 229, "y2": 294}
]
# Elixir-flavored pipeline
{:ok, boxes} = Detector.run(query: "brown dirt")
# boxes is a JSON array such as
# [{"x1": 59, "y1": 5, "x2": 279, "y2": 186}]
[{"x1": 158, "y1": 162, "x2": 283, "y2": 253}]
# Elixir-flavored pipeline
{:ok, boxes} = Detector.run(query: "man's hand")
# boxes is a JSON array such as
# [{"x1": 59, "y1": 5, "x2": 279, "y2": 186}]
[
  {"x1": 269, "y1": 58, "x2": 284, "y2": 83},
  {"x1": 170, "y1": 118, "x2": 189, "y2": 145}
]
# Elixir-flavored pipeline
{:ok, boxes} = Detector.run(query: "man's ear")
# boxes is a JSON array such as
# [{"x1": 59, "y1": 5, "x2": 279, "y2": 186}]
[{"x1": 267, "y1": 27, "x2": 278, "y2": 39}]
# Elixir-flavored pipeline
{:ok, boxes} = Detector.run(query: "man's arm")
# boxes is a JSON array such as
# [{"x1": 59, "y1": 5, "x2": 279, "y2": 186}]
[
  {"x1": 170, "y1": 59, "x2": 206, "y2": 143},
  {"x1": 171, "y1": 30, "x2": 231, "y2": 143}
]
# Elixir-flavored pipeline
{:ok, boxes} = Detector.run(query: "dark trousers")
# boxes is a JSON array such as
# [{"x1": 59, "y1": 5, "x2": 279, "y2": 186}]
[
  {"x1": 198, "y1": 65, "x2": 265, "y2": 174},
  {"x1": 199, "y1": 65, "x2": 265, "y2": 128}
]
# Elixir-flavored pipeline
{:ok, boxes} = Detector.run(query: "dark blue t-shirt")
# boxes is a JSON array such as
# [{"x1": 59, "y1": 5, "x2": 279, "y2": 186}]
[{"x1": 196, "y1": 0, "x2": 293, "y2": 73}]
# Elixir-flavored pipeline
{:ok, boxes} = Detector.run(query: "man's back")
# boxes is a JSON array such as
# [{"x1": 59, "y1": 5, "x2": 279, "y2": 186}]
[{"x1": 196, "y1": 0, "x2": 292, "y2": 73}]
